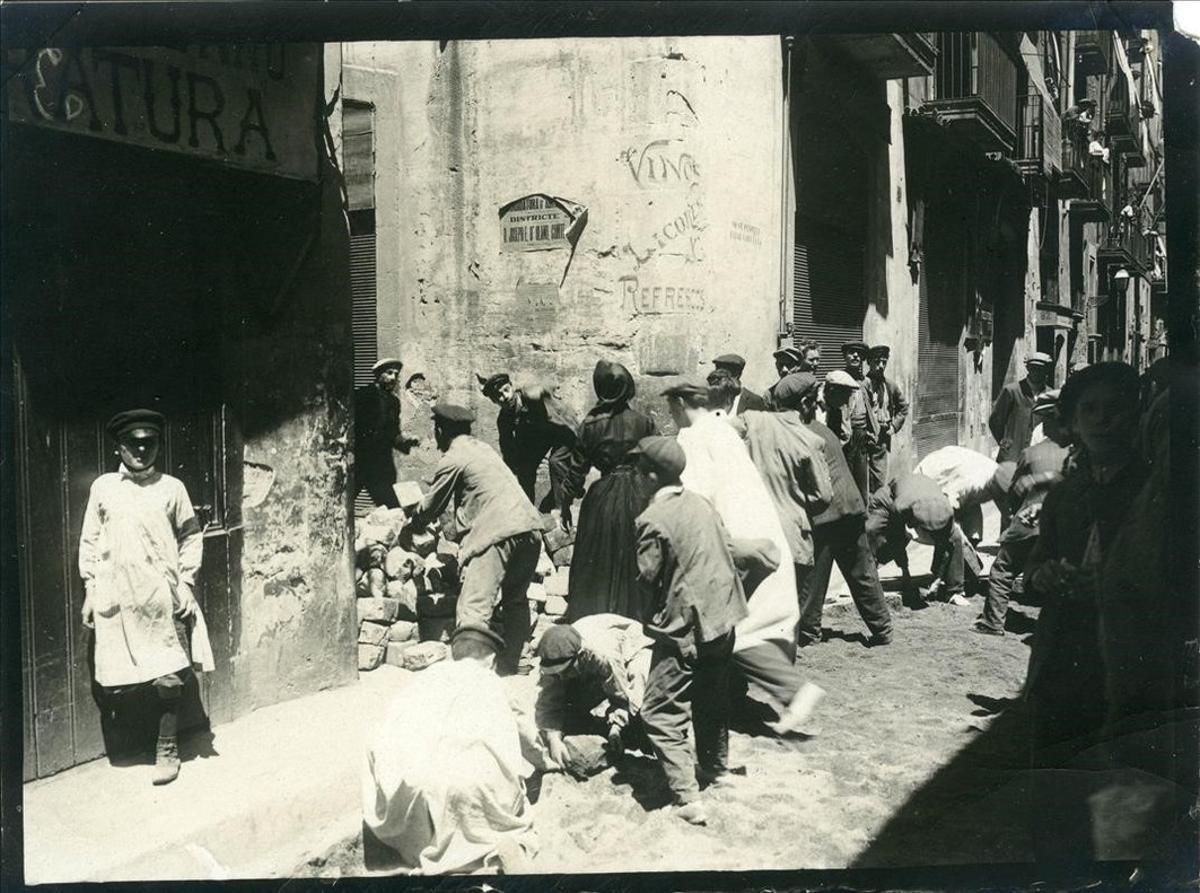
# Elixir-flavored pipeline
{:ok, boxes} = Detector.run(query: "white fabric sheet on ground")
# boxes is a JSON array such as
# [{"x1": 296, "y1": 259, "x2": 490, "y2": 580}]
[{"x1": 363, "y1": 660, "x2": 536, "y2": 874}]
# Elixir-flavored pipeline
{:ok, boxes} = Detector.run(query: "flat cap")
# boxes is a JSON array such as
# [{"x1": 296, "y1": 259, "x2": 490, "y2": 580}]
[
  {"x1": 106, "y1": 409, "x2": 165, "y2": 439},
  {"x1": 772, "y1": 372, "x2": 820, "y2": 410},
  {"x1": 372, "y1": 357, "x2": 403, "y2": 374},
  {"x1": 629, "y1": 435, "x2": 687, "y2": 480},
  {"x1": 1032, "y1": 388, "x2": 1061, "y2": 414},
  {"x1": 432, "y1": 402, "x2": 476, "y2": 424},
  {"x1": 824, "y1": 369, "x2": 859, "y2": 389},
  {"x1": 712, "y1": 353, "x2": 747, "y2": 374},
  {"x1": 868, "y1": 345, "x2": 891, "y2": 358},
  {"x1": 477, "y1": 372, "x2": 511, "y2": 396},
  {"x1": 535, "y1": 623, "x2": 583, "y2": 675},
  {"x1": 1025, "y1": 351, "x2": 1053, "y2": 367},
  {"x1": 661, "y1": 381, "x2": 709, "y2": 402},
  {"x1": 773, "y1": 346, "x2": 804, "y2": 365},
  {"x1": 451, "y1": 622, "x2": 505, "y2": 654},
  {"x1": 841, "y1": 340, "x2": 870, "y2": 354}
]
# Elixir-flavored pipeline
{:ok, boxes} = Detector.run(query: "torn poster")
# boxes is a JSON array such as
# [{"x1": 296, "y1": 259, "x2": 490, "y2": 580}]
[{"x1": 499, "y1": 194, "x2": 589, "y2": 253}]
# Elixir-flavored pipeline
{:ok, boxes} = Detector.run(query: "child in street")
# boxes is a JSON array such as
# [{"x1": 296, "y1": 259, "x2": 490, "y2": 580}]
[
  {"x1": 79, "y1": 409, "x2": 213, "y2": 785},
  {"x1": 631, "y1": 435, "x2": 748, "y2": 826}
]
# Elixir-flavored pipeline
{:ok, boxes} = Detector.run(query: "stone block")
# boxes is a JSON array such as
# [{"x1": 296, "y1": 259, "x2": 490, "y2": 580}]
[
  {"x1": 385, "y1": 639, "x2": 418, "y2": 667},
  {"x1": 436, "y1": 539, "x2": 460, "y2": 563},
  {"x1": 542, "y1": 524, "x2": 575, "y2": 556},
  {"x1": 526, "y1": 582, "x2": 549, "y2": 603},
  {"x1": 367, "y1": 567, "x2": 387, "y2": 599},
  {"x1": 418, "y1": 615, "x2": 456, "y2": 644},
  {"x1": 384, "y1": 547, "x2": 420, "y2": 582},
  {"x1": 544, "y1": 596, "x2": 568, "y2": 617},
  {"x1": 390, "y1": 480, "x2": 423, "y2": 513},
  {"x1": 358, "y1": 597, "x2": 401, "y2": 625},
  {"x1": 543, "y1": 568, "x2": 570, "y2": 598},
  {"x1": 358, "y1": 620, "x2": 390, "y2": 647},
  {"x1": 387, "y1": 619, "x2": 418, "y2": 643},
  {"x1": 358, "y1": 642, "x2": 385, "y2": 672},
  {"x1": 549, "y1": 544, "x2": 574, "y2": 568},
  {"x1": 402, "y1": 640, "x2": 450, "y2": 671}
]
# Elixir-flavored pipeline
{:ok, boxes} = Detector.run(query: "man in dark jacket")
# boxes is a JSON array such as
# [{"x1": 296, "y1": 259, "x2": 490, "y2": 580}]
[
  {"x1": 864, "y1": 345, "x2": 909, "y2": 493},
  {"x1": 355, "y1": 358, "x2": 419, "y2": 508},
  {"x1": 712, "y1": 353, "x2": 767, "y2": 415},
  {"x1": 866, "y1": 472, "x2": 982, "y2": 606},
  {"x1": 989, "y1": 352, "x2": 1052, "y2": 464},
  {"x1": 479, "y1": 372, "x2": 580, "y2": 523},
  {"x1": 780, "y1": 373, "x2": 893, "y2": 646},
  {"x1": 975, "y1": 390, "x2": 1071, "y2": 636},
  {"x1": 407, "y1": 403, "x2": 545, "y2": 676},
  {"x1": 633, "y1": 435, "x2": 748, "y2": 826}
]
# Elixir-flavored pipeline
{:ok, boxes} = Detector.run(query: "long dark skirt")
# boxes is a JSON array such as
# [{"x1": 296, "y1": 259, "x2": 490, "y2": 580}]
[{"x1": 567, "y1": 467, "x2": 653, "y2": 622}]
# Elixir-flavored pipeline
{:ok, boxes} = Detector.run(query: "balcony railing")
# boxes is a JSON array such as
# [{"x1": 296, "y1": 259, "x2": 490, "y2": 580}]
[
  {"x1": 1017, "y1": 92, "x2": 1062, "y2": 179},
  {"x1": 1106, "y1": 71, "x2": 1140, "y2": 155},
  {"x1": 1062, "y1": 135, "x2": 1111, "y2": 220},
  {"x1": 923, "y1": 32, "x2": 1019, "y2": 153},
  {"x1": 1100, "y1": 206, "x2": 1152, "y2": 273},
  {"x1": 1076, "y1": 30, "x2": 1113, "y2": 77}
]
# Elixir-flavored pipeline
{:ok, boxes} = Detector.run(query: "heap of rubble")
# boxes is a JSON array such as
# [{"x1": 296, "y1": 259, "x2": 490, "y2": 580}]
[{"x1": 355, "y1": 482, "x2": 576, "y2": 674}]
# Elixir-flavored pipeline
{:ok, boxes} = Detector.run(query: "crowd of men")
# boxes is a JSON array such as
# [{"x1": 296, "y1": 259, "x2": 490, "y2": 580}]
[{"x1": 77, "y1": 338, "x2": 1178, "y2": 874}]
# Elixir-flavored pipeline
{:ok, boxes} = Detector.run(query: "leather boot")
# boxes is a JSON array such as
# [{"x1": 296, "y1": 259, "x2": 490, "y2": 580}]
[{"x1": 152, "y1": 736, "x2": 180, "y2": 785}]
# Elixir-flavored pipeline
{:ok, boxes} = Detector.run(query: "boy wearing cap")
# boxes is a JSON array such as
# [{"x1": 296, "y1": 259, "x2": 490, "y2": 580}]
[
  {"x1": 79, "y1": 409, "x2": 213, "y2": 785},
  {"x1": 478, "y1": 372, "x2": 580, "y2": 524},
  {"x1": 363, "y1": 622, "x2": 538, "y2": 873},
  {"x1": 864, "y1": 345, "x2": 909, "y2": 493},
  {"x1": 974, "y1": 391, "x2": 1072, "y2": 636},
  {"x1": 534, "y1": 613, "x2": 655, "y2": 774},
  {"x1": 632, "y1": 435, "x2": 748, "y2": 825},
  {"x1": 408, "y1": 403, "x2": 545, "y2": 675},
  {"x1": 866, "y1": 473, "x2": 978, "y2": 606},
  {"x1": 712, "y1": 353, "x2": 766, "y2": 415},
  {"x1": 989, "y1": 353, "x2": 1052, "y2": 465},
  {"x1": 355, "y1": 358, "x2": 420, "y2": 509}
]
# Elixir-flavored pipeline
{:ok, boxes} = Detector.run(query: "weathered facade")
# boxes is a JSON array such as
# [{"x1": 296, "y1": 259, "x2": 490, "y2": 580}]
[
  {"x1": 343, "y1": 37, "x2": 786, "y2": 481},
  {"x1": 4, "y1": 44, "x2": 357, "y2": 780}
]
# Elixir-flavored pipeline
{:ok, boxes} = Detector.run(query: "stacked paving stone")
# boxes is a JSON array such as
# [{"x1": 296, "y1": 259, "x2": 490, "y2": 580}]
[{"x1": 356, "y1": 483, "x2": 579, "y2": 674}]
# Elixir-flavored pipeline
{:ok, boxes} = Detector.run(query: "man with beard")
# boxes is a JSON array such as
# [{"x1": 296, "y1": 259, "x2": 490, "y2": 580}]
[
  {"x1": 479, "y1": 372, "x2": 580, "y2": 525},
  {"x1": 355, "y1": 358, "x2": 420, "y2": 508}
]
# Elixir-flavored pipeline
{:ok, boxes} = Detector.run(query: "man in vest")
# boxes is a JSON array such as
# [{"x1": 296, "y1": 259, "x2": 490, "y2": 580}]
[{"x1": 864, "y1": 345, "x2": 909, "y2": 494}]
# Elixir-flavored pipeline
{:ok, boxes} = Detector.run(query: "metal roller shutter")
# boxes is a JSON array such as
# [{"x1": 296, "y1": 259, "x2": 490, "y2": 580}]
[
  {"x1": 351, "y1": 225, "x2": 379, "y2": 517},
  {"x1": 792, "y1": 232, "x2": 865, "y2": 368}
]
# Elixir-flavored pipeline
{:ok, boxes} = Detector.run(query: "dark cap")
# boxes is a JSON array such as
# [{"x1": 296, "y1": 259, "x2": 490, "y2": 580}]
[
  {"x1": 773, "y1": 372, "x2": 820, "y2": 410},
  {"x1": 1032, "y1": 388, "x2": 1061, "y2": 415},
  {"x1": 535, "y1": 624, "x2": 583, "y2": 675},
  {"x1": 712, "y1": 353, "x2": 747, "y2": 375},
  {"x1": 773, "y1": 346, "x2": 804, "y2": 365},
  {"x1": 106, "y1": 409, "x2": 165, "y2": 439},
  {"x1": 629, "y1": 435, "x2": 687, "y2": 480},
  {"x1": 661, "y1": 381, "x2": 709, "y2": 403},
  {"x1": 432, "y1": 403, "x2": 476, "y2": 425},
  {"x1": 841, "y1": 340, "x2": 870, "y2": 355},
  {"x1": 372, "y1": 357, "x2": 403, "y2": 375},
  {"x1": 451, "y1": 622, "x2": 505, "y2": 655},
  {"x1": 868, "y1": 345, "x2": 891, "y2": 359},
  {"x1": 476, "y1": 372, "x2": 511, "y2": 397}
]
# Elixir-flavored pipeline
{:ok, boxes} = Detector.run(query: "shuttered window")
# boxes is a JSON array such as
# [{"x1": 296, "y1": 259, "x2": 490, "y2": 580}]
[
  {"x1": 914, "y1": 206, "x2": 965, "y2": 459},
  {"x1": 792, "y1": 228, "x2": 866, "y2": 366}
]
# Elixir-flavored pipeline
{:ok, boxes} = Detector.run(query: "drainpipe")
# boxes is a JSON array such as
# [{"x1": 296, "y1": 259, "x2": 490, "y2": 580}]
[{"x1": 778, "y1": 36, "x2": 794, "y2": 347}]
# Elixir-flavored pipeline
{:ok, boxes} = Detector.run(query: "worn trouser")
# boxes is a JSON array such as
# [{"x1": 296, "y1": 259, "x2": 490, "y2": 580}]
[
  {"x1": 359, "y1": 453, "x2": 400, "y2": 509},
  {"x1": 641, "y1": 633, "x2": 734, "y2": 805},
  {"x1": 457, "y1": 531, "x2": 540, "y2": 674},
  {"x1": 731, "y1": 641, "x2": 805, "y2": 718},
  {"x1": 844, "y1": 445, "x2": 870, "y2": 504},
  {"x1": 99, "y1": 617, "x2": 190, "y2": 754},
  {"x1": 514, "y1": 445, "x2": 576, "y2": 514},
  {"x1": 866, "y1": 443, "x2": 889, "y2": 496},
  {"x1": 978, "y1": 534, "x2": 1036, "y2": 631},
  {"x1": 929, "y1": 522, "x2": 982, "y2": 596},
  {"x1": 797, "y1": 516, "x2": 892, "y2": 644}
]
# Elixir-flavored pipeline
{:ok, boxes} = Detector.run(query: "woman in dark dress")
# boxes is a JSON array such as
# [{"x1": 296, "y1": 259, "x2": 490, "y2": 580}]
[{"x1": 565, "y1": 360, "x2": 657, "y2": 621}]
